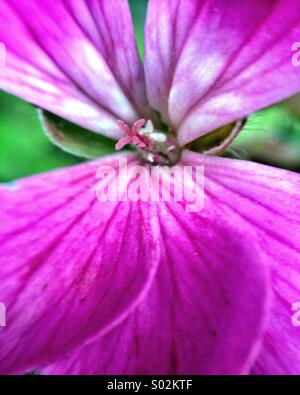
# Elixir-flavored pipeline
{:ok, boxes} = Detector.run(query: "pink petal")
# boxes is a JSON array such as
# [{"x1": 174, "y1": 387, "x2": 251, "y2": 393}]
[
  {"x1": 182, "y1": 151, "x2": 300, "y2": 374},
  {"x1": 0, "y1": 153, "x2": 160, "y2": 374},
  {"x1": 145, "y1": 0, "x2": 300, "y2": 145},
  {"x1": 0, "y1": 0, "x2": 150, "y2": 139},
  {"x1": 43, "y1": 177, "x2": 269, "y2": 374},
  {"x1": 46, "y1": 151, "x2": 300, "y2": 375}
]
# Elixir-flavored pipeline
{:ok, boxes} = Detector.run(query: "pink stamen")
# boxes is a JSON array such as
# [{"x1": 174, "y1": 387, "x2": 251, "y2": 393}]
[{"x1": 115, "y1": 119, "x2": 153, "y2": 151}]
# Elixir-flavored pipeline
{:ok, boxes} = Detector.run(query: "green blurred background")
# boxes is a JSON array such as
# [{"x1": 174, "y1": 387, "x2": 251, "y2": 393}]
[{"x1": 0, "y1": 0, "x2": 300, "y2": 183}]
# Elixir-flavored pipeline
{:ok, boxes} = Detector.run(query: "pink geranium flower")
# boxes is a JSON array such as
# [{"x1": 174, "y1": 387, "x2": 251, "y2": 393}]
[{"x1": 0, "y1": 0, "x2": 300, "y2": 375}]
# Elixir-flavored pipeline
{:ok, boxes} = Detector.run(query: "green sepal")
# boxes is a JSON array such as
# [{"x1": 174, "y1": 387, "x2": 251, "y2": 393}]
[
  {"x1": 185, "y1": 119, "x2": 246, "y2": 155},
  {"x1": 39, "y1": 110, "x2": 116, "y2": 159}
]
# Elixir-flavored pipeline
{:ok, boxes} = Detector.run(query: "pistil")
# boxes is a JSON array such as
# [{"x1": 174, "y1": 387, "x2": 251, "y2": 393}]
[{"x1": 116, "y1": 119, "x2": 181, "y2": 166}]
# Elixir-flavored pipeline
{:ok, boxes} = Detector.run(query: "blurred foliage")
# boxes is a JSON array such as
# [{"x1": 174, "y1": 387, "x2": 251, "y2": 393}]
[
  {"x1": 129, "y1": 0, "x2": 148, "y2": 58},
  {"x1": 0, "y1": 91, "x2": 83, "y2": 183},
  {"x1": 226, "y1": 99, "x2": 300, "y2": 171},
  {"x1": 0, "y1": 0, "x2": 300, "y2": 184}
]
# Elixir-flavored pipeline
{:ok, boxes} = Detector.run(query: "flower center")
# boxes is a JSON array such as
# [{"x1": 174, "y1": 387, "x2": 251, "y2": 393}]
[{"x1": 116, "y1": 119, "x2": 181, "y2": 166}]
